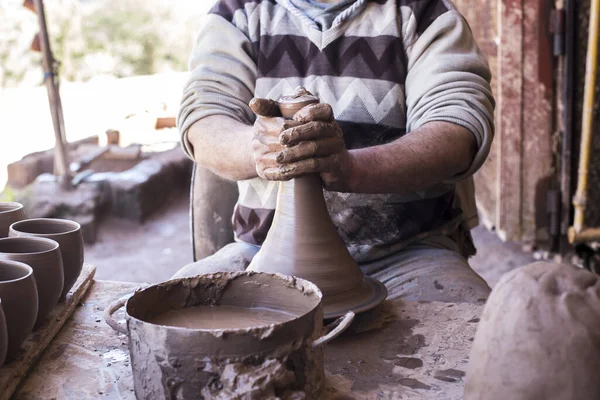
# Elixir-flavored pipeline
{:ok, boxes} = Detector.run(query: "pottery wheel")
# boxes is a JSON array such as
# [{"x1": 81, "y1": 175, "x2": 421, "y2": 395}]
[{"x1": 323, "y1": 276, "x2": 388, "y2": 320}]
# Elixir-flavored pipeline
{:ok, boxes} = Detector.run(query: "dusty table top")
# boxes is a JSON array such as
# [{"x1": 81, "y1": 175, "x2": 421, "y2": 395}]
[{"x1": 13, "y1": 280, "x2": 483, "y2": 400}]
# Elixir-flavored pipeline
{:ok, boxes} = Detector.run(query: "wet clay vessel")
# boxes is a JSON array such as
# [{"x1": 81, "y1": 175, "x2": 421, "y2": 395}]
[
  {"x1": 0, "y1": 203, "x2": 25, "y2": 238},
  {"x1": 0, "y1": 300, "x2": 8, "y2": 366},
  {"x1": 10, "y1": 218, "x2": 83, "y2": 299},
  {"x1": 248, "y1": 87, "x2": 387, "y2": 319},
  {"x1": 0, "y1": 237, "x2": 63, "y2": 328},
  {"x1": 105, "y1": 272, "x2": 354, "y2": 399},
  {"x1": 0, "y1": 260, "x2": 38, "y2": 361}
]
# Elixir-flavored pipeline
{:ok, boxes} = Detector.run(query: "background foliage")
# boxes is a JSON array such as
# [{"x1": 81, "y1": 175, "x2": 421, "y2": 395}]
[{"x1": 0, "y1": 0, "x2": 208, "y2": 88}]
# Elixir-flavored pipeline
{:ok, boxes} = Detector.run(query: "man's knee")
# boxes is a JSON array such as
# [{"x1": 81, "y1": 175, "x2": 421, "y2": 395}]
[
  {"x1": 369, "y1": 248, "x2": 490, "y2": 303},
  {"x1": 171, "y1": 243, "x2": 259, "y2": 279}
]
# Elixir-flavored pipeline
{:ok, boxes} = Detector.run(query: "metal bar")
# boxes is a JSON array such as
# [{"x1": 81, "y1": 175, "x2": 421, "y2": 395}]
[
  {"x1": 570, "y1": 0, "x2": 600, "y2": 240},
  {"x1": 569, "y1": 228, "x2": 600, "y2": 244},
  {"x1": 33, "y1": 0, "x2": 72, "y2": 190}
]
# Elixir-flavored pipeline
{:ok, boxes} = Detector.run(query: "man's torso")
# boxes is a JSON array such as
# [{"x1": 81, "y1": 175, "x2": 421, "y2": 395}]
[{"x1": 211, "y1": 0, "x2": 469, "y2": 262}]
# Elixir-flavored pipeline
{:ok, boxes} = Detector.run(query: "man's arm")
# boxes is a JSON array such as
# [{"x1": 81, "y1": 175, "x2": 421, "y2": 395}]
[
  {"x1": 178, "y1": 10, "x2": 258, "y2": 180},
  {"x1": 255, "y1": 104, "x2": 476, "y2": 194},
  {"x1": 259, "y1": 6, "x2": 495, "y2": 193},
  {"x1": 348, "y1": 122, "x2": 476, "y2": 193},
  {"x1": 186, "y1": 116, "x2": 256, "y2": 181},
  {"x1": 350, "y1": 6, "x2": 495, "y2": 193}
]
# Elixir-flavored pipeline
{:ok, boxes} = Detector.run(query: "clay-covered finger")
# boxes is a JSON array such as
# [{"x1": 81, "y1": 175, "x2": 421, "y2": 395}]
[
  {"x1": 293, "y1": 103, "x2": 334, "y2": 123},
  {"x1": 276, "y1": 137, "x2": 344, "y2": 164},
  {"x1": 261, "y1": 159, "x2": 319, "y2": 181},
  {"x1": 255, "y1": 117, "x2": 289, "y2": 137},
  {"x1": 261, "y1": 167, "x2": 289, "y2": 181},
  {"x1": 249, "y1": 98, "x2": 282, "y2": 117},
  {"x1": 256, "y1": 152, "x2": 280, "y2": 172},
  {"x1": 252, "y1": 134, "x2": 283, "y2": 155},
  {"x1": 280, "y1": 121, "x2": 341, "y2": 146},
  {"x1": 279, "y1": 158, "x2": 321, "y2": 179}
]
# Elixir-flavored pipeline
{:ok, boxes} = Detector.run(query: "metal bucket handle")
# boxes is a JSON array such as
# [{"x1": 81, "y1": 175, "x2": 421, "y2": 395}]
[
  {"x1": 104, "y1": 297, "x2": 129, "y2": 335},
  {"x1": 312, "y1": 311, "x2": 355, "y2": 348}
]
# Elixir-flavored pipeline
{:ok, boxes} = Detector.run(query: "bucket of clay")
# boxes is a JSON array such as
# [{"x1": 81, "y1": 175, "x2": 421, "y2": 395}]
[{"x1": 104, "y1": 271, "x2": 354, "y2": 399}]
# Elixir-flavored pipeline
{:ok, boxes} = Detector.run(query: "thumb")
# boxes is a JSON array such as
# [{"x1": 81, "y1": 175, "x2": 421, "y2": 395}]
[{"x1": 249, "y1": 98, "x2": 281, "y2": 118}]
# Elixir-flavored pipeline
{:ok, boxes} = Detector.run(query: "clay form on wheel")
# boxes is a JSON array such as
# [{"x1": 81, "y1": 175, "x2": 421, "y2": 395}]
[
  {"x1": 248, "y1": 87, "x2": 387, "y2": 319},
  {"x1": 0, "y1": 300, "x2": 8, "y2": 366},
  {"x1": 0, "y1": 260, "x2": 38, "y2": 362},
  {"x1": 0, "y1": 203, "x2": 25, "y2": 238},
  {"x1": 10, "y1": 218, "x2": 83, "y2": 299},
  {"x1": 0, "y1": 237, "x2": 63, "y2": 328}
]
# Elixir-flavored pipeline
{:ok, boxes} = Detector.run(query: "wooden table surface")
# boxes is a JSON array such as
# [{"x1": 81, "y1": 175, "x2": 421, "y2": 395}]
[{"x1": 13, "y1": 280, "x2": 483, "y2": 400}]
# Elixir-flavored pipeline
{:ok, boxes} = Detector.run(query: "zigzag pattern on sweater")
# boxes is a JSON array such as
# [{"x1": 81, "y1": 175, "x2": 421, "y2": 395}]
[
  {"x1": 256, "y1": 76, "x2": 406, "y2": 126},
  {"x1": 254, "y1": 35, "x2": 406, "y2": 82}
]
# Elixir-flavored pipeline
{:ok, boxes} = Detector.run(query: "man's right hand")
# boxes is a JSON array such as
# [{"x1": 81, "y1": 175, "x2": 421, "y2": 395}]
[
  {"x1": 249, "y1": 97, "x2": 348, "y2": 187},
  {"x1": 249, "y1": 98, "x2": 301, "y2": 181}
]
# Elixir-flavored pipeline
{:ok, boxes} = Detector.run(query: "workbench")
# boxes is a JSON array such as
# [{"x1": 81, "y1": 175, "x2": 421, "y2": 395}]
[{"x1": 12, "y1": 280, "x2": 483, "y2": 400}]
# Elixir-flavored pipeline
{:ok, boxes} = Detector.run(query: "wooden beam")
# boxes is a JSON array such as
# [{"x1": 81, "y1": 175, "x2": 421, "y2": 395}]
[
  {"x1": 497, "y1": 0, "x2": 525, "y2": 241},
  {"x1": 33, "y1": 0, "x2": 72, "y2": 190},
  {"x1": 520, "y1": 0, "x2": 554, "y2": 244}
]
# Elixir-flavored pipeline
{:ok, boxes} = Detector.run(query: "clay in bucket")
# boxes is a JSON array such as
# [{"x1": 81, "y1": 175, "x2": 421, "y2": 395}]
[
  {"x1": 148, "y1": 304, "x2": 295, "y2": 330},
  {"x1": 105, "y1": 271, "x2": 354, "y2": 399}
]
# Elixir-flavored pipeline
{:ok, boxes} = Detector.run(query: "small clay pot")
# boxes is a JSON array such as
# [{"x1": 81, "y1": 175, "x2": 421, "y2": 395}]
[
  {"x1": 0, "y1": 203, "x2": 25, "y2": 238},
  {"x1": 0, "y1": 237, "x2": 63, "y2": 328},
  {"x1": 10, "y1": 218, "x2": 83, "y2": 299},
  {"x1": 0, "y1": 260, "x2": 38, "y2": 362},
  {"x1": 0, "y1": 300, "x2": 8, "y2": 366}
]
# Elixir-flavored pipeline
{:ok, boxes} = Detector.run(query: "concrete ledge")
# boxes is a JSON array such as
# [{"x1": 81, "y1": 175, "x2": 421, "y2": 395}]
[
  {"x1": 15, "y1": 146, "x2": 192, "y2": 243},
  {"x1": 108, "y1": 148, "x2": 192, "y2": 222},
  {"x1": 7, "y1": 137, "x2": 99, "y2": 188}
]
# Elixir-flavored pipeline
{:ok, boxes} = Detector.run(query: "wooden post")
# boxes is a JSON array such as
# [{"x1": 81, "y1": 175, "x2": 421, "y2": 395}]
[{"x1": 33, "y1": 0, "x2": 72, "y2": 190}]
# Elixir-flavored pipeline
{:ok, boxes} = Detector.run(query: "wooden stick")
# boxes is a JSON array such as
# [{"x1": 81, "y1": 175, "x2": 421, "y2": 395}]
[{"x1": 33, "y1": 0, "x2": 72, "y2": 190}]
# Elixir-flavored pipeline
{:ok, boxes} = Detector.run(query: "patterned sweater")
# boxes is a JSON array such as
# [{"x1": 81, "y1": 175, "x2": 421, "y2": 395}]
[{"x1": 178, "y1": 0, "x2": 495, "y2": 263}]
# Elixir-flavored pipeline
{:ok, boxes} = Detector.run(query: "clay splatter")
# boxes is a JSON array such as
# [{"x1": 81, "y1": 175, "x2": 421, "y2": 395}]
[
  {"x1": 433, "y1": 369, "x2": 465, "y2": 383},
  {"x1": 397, "y1": 378, "x2": 431, "y2": 390},
  {"x1": 325, "y1": 319, "x2": 421, "y2": 391},
  {"x1": 394, "y1": 357, "x2": 424, "y2": 369}
]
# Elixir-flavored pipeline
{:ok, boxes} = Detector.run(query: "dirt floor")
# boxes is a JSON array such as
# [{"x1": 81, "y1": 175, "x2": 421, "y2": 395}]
[{"x1": 86, "y1": 193, "x2": 535, "y2": 288}]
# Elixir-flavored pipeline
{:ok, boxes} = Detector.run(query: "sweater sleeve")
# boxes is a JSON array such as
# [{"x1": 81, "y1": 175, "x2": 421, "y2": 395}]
[
  {"x1": 403, "y1": 8, "x2": 495, "y2": 181},
  {"x1": 177, "y1": 13, "x2": 257, "y2": 159}
]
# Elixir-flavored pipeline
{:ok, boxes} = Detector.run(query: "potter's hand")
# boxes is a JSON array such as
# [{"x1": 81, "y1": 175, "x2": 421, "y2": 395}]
[
  {"x1": 250, "y1": 99, "x2": 353, "y2": 192},
  {"x1": 249, "y1": 97, "x2": 300, "y2": 182}
]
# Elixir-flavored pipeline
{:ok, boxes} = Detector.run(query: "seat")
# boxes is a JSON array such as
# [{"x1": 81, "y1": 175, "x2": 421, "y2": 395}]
[{"x1": 190, "y1": 164, "x2": 239, "y2": 261}]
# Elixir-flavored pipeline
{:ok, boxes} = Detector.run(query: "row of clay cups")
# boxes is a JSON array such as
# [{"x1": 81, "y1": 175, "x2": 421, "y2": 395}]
[{"x1": 0, "y1": 202, "x2": 84, "y2": 366}]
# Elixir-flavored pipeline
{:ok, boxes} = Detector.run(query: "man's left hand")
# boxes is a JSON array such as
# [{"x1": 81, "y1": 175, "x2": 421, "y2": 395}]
[{"x1": 276, "y1": 102, "x2": 354, "y2": 192}]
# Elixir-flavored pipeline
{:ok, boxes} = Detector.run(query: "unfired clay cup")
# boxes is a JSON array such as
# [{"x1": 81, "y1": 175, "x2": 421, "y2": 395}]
[
  {"x1": 0, "y1": 260, "x2": 38, "y2": 361},
  {"x1": 10, "y1": 218, "x2": 83, "y2": 300},
  {"x1": 0, "y1": 203, "x2": 25, "y2": 238},
  {"x1": 0, "y1": 299, "x2": 8, "y2": 366},
  {"x1": 0, "y1": 237, "x2": 63, "y2": 328}
]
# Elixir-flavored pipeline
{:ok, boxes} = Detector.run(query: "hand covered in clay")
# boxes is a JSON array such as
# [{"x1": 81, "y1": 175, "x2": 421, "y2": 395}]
[{"x1": 249, "y1": 98, "x2": 353, "y2": 192}]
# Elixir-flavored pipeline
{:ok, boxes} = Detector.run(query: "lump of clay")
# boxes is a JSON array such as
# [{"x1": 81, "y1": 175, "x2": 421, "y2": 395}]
[{"x1": 464, "y1": 262, "x2": 600, "y2": 400}]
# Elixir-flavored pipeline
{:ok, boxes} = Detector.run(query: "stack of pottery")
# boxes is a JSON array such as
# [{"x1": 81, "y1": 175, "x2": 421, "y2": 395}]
[{"x1": 0, "y1": 202, "x2": 84, "y2": 366}]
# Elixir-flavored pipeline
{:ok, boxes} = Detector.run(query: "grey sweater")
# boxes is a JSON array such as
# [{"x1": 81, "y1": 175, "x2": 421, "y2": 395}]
[{"x1": 178, "y1": 0, "x2": 495, "y2": 262}]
